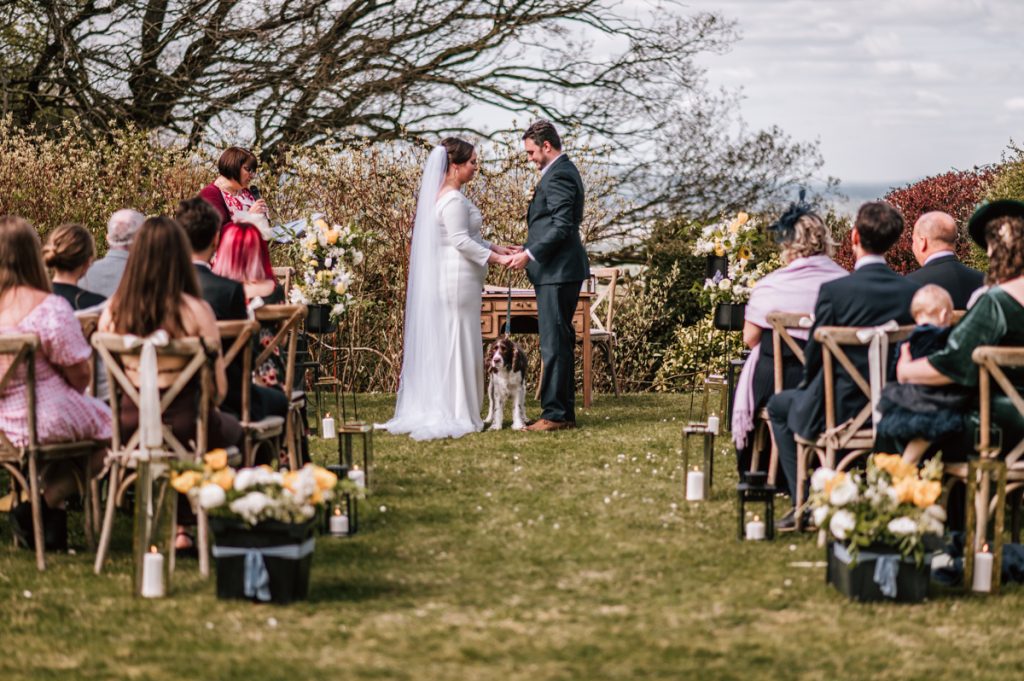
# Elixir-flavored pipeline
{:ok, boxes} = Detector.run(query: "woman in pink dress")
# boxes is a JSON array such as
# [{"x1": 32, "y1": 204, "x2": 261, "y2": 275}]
[{"x1": 0, "y1": 216, "x2": 110, "y2": 550}]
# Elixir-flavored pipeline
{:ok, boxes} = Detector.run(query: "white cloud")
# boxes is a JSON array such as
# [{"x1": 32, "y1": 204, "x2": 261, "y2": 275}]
[
  {"x1": 1005, "y1": 97, "x2": 1024, "y2": 112},
  {"x1": 874, "y1": 60, "x2": 951, "y2": 82}
]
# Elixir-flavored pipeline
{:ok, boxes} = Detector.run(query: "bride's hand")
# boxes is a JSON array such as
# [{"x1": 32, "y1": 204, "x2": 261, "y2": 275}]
[
  {"x1": 491, "y1": 244, "x2": 519, "y2": 256},
  {"x1": 488, "y1": 252, "x2": 512, "y2": 266}
]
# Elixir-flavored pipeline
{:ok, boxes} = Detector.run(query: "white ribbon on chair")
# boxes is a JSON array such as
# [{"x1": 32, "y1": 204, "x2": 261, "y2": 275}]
[
  {"x1": 122, "y1": 330, "x2": 170, "y2": 455},
  {"x1": 854, "y1": 320, "x2": 899, "y2": 436}
]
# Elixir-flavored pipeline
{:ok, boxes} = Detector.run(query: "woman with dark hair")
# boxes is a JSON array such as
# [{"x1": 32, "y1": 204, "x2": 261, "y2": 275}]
[
  {"x1": 98, "y1": 216, "x2": 243, "y2": 551},
  {"x1": 198, "y1": 146, "x2": 274, "y2": 278},
  {"x1": 0, "y1": 215, "x2": 110, "y2": 550},
  {"x1": 897, "y1": 200, "x2": 1024, "y2": 461},
  {"x1": 382, "y1": 138, "x2": 520, "y2": 440},
  {"x1": 44, "y1": 223, "x2": 106, "y2": 310}
]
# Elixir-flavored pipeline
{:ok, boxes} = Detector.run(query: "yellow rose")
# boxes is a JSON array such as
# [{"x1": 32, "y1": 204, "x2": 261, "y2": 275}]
[
  {"x1": 313, "y1": 218, "x2": 330, "y2": 231},
  {"x1": 823, "y1": 471, "x2": 847, "y2": 497},
  {"x1": 736, "y1": 211, "x2": 749, "y2": 226},
  {"x1": 204, "y1": 448, "x2": 228, "y2": 471},
  {"x1": 714, "y1": 240, "x2": 725, "y2": 257},
  {"x1": 325, "y1": 229, "x2": 340, "y2": 245},
  {"x1": 894, "y1": 477, "x2": 918, "y2": 505},
  {"x1": 310, "y1": 488, "x2": 323, "y2": 504},
  {"x1": 913, "y1": 480, "x2": 941, "y2": 508},
  {"x1": 170, "y1": 470, "x2": 201, "y2": 495},
  {"x1": 334, "y1": 281, "x2": 347, "y2": 296},
  {"x1": 312, "y1": 466, "x2": 338, "y2": 491},
  {"x1": 210, "y1": 468, "x2": 234, "y2": 491}
]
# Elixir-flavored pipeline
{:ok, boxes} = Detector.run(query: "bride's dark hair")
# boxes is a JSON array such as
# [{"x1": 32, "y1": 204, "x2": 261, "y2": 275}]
[{"x1": 440, "y1": 137, "x2": 474, "y2": 167}]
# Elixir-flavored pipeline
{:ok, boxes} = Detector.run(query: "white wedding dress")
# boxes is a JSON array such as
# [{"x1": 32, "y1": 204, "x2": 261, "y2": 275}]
[{"x1": 381, "y1": 147, "x2": 491, "y2": 440}]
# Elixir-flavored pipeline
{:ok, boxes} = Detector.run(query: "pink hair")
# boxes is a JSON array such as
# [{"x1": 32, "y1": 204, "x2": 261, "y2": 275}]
[{"x1": 212, "y1": 222, "x2": 270, "y2": 282}]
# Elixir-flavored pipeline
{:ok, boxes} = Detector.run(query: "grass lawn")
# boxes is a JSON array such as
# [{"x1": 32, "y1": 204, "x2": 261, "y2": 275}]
[{"x1": 1, "y1": 393, "x2": 1022, "y2": 680}]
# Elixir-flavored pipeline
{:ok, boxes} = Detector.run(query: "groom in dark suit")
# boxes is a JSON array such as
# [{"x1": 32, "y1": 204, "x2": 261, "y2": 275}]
[{"x1": 507, "y1": 121, "x2": 590, "y2": 431}]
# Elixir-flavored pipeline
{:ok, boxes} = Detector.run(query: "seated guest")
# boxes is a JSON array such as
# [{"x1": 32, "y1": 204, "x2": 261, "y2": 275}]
[
  {"x1": 78, "y1": 209, "x2": 145, "y2": 298},
  {"x1": 198, "y1": 147, "x2": 274, "y2": 278},
  {"x1": 175, "y1": 197, "x2": 287, "y2": 423},
  {"x1": 212, "y1": 221, "x2": 284, "y2": 303},
  {"x1": 876, "y1": 285, "x2": 967, "y2": 462},
  {"x1": 44, "y1": 223, "x2": 106, "y2": 310},
  {"x1": 0, "y1": 216, "x2": 110, "y2": 550},
  {"x1": 768, "y1": 201, "x2": 920, "y2": 529},
  {"x1": 99, "y1": 216, "x2": 243, "y2": 551},
  {"x1": 732, "y1": 201, "x2": 847, "y2": 474},
  {"x1": 906, "y1": 211, "x2": 984, "y2": 308},
  {"x1": 897, "y1": 200, "x2": 1024, "y2": 461}
]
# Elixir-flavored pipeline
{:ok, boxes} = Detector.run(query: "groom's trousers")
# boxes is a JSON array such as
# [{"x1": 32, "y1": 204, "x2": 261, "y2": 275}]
[{"x1": 536, "y1": 282, "x2": 582, "y2": 423}]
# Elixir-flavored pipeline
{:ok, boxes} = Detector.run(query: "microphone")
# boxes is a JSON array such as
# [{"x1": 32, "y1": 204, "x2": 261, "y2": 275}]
[{"x1": 249, "y1": 185, "x2": 261, "y2": 200}]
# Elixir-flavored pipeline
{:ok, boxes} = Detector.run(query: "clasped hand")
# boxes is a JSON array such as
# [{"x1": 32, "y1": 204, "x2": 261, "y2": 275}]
[{"x1": 491, "y1": 244, "x2": 530, "y2": 270}]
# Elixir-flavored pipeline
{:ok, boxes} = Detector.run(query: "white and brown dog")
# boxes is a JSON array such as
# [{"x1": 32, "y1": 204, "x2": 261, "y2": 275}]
[{"x1": 483, "y1": 338, "x2": 529, "y2": 431}]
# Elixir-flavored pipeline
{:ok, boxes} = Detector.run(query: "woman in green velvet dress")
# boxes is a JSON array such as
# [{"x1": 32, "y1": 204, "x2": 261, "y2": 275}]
[{"x1": 896, "y1": 201, "x2": 1024, "y2": 461}]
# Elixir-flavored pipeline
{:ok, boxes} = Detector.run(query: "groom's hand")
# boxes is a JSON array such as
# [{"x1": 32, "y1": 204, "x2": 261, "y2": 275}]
[{"x1": 507, "y1": 252, "x2": 531, "y2": 270}]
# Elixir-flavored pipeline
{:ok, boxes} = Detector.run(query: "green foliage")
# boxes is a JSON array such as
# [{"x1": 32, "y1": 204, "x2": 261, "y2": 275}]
[{"x1": 653, "y1": 315, "x2": 732, "y2": 392}]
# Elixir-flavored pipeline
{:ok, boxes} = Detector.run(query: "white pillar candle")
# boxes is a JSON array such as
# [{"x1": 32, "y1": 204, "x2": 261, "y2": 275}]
[
  {"x1": 329, "y1": 508, "x2": 349, "y2": 536},
  {"x1": 322, "y1": 413, "x2": 336, "y2": 439},
  {"x1": 685, "y1": 468, "x2": 705, "y2": 501},
  {"x1": 141, "y1": 546, "x2": 165, "y2": 598},
  {"x1": 745, "y1": 515, "x2": 766, "y2": 540},
  {"x1": 972, "y1": 544, "x2": 993, "y2": 593},
  {"x1": 348, "y1": 465, "x2": 366, "y2": 489},
  {"x1": 707, "y1": 414, "x2": 720, "y2": 435}
]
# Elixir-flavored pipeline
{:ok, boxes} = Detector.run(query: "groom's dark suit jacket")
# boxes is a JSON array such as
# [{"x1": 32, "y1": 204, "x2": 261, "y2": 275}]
[{"x1": 525, "y1": 155, "x2": 590, "y2": 285}]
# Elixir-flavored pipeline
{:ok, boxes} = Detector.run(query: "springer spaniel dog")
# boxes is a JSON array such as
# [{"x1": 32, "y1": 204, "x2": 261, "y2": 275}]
[{"x1": 483, "y1": 338, "x2": 529, "y2": 431}]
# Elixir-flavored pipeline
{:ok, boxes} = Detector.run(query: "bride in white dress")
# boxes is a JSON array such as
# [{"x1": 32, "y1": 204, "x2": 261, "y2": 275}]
[{"x1": 381, "y1": 139, "x2": 518, "y2": 440}]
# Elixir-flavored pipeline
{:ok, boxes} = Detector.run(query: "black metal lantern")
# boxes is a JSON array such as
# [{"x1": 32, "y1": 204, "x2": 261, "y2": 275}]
[
  {"x1": 682, "y1": 423, "x2": 714, "y2": 500},
  {"x1": 338, "y1": 421, "x2": 373, "y2": 490},
  {"x1": 737, "y1": 471, "x2": 777, "y2": 541},
  {"x1": 325, "y1": 464, "x2": 360, "y2": 535}
]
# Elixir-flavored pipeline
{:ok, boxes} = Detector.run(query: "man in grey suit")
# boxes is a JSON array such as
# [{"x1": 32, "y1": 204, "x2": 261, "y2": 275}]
[
  {"x1": 78, "y1": 208, "x2": 146, "y2": 297},
  {"x1": 906, "y1": 211, "x2": 984, "y2": 308},
  {"x1": 507, "y1": 121, "x2": 590, "y2": 431}
]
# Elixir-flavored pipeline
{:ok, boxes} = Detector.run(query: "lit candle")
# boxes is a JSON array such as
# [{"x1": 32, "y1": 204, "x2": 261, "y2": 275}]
[
  {"x1": 348, "y1": 465, "x2": 365, "y2": 489},
  {"x1": 685, "y1": 466, "x2": 704, "y2": 501},
  {"x1": 745, "y1": 514, "x2": 766, "y2": 540},
  {"x1": 329, "y1": 507, "x2": 349, "y2": 536},
  {"x1": 707, "y1": 414, "x2": 720, "y2": 435},
  {"x1": 141, "y1": 545, "x2": 165, "y2": 598},
  {"x1": 321, "y1": 412, "x2": 336, "y2": 439},
  {"x1": 972, "y1": 543, "x2": 993, "y2": 593}
]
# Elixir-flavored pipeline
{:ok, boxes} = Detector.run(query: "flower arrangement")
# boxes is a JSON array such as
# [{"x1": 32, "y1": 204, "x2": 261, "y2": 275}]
[
  {"x1": 289, "y1": 214, "x2": 367, "y2": 320},
  {"x1": 691, "y1": 212, "x2": 780, "y2": 306},
  {"x1": 171, "y1": 450, "x2": 360, "y2": 526},
  {"x1": 809, "y1": 454, "x2": 946, "y2": 566}
]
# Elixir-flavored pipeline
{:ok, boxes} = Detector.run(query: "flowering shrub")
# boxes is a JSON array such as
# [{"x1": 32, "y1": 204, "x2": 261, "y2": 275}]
[
  {"x1": 170, "y1": 449, "x2": 359, "y2": 526},
  {"x1": 287, "y1": 215, "x2": 367, "y2": 320},
  {"x1": 809, "y1": 453, "x2": 945, "y2": 566},
  {"x1": 692, "y1": 212, "x2": 780, "y2": 305}
]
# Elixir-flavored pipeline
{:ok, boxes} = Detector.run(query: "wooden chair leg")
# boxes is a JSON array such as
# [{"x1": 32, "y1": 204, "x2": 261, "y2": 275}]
[
  {"x1": 94, "y1": 460, "x2": 120, "y2": 574},
  {"x1": 795, "y1": 442, "x2": 808, "y2": 531},
  {"x1": 196, "y1": 506, "x2": 210, "y2": 579},
  {"x1": 28, "y1": 454, "x2": 46, "y2": 570},
  {"x1": 605, "y1": 341, "x2": 621, "y2": 397},
  {"x1": 1011, "y1": 489, "x2": 1022, "y2": 544}
]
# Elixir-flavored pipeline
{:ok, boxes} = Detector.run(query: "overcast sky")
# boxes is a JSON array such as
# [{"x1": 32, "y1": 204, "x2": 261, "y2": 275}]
[{"x1": 688, "y1": 0, "x2": 1024, "y2": 187}]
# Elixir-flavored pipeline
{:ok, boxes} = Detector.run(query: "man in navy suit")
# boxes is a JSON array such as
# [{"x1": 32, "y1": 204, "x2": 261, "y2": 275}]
[
  {"x1": 507, "y1": 121, "x2": 590, "y2": 431},
  {"x1": 768, "y1": 202, "x2": 920, "y2": 529},
  {"x1": 906, "y1": 211, "x2": 984, "y2": 309}
]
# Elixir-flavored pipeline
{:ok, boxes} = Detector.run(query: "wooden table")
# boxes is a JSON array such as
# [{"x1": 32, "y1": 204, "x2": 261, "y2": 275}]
[{"x1": 481, "y1": 288, "x2": 593, "y2": 408}]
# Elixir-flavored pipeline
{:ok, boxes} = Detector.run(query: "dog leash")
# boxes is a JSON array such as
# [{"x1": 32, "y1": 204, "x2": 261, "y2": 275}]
[{"x1": 504, "y1": 283, "x2": 512, "y2": 337}]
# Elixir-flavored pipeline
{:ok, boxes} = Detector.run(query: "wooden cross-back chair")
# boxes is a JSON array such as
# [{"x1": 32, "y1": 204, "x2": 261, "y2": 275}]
[
  {"x1": 272, "y1": 267, "x2": 294, "y2": 298},
  {"x1": 254, "y1": 304, "x2": 308, "y2": 470},
  {"x1": 748, "y1": 312, "x2": 813, "y2": 487},
  {"x1": 91, "y1": 333, "x2": 214, "y2": 577},
  {"x1": 585, "y1": 267, "x2": 622, "y2": 397},
  {"x1": 794, "y1": 323, "x2": 914, "y2": 529},
  {"x1": 217, "y1": 320, "x2": 286, "y2": 467},
  {"x1": 0, "y1": 334, "x2": 102, "y2": 570}
]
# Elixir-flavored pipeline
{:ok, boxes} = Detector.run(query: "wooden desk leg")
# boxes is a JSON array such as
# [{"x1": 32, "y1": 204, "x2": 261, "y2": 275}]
[{"x1": 582, "y1": 300, "x2": 592, "y2": 409}]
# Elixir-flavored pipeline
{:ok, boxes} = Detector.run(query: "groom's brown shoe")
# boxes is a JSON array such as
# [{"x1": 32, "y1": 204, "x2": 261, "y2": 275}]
[{"x1": 524, "y1": 419, "x2": 574, "y2": 432}]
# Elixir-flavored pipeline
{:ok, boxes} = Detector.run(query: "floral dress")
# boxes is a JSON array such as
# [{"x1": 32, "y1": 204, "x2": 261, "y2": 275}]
[{"x1": 0, "y1": 295, "x2": 111, "y2": 447}]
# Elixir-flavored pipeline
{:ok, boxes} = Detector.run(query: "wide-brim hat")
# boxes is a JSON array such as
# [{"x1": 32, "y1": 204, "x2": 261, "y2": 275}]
[{"x1": 967, "y1": 199, "x2": 1024, "y2": 248}]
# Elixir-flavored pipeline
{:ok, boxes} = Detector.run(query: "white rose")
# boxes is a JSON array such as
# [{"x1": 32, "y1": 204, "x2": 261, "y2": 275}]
[
  {"x1": 229, "y1": 491, "x2": 272, "y2": 524},
  {"x1": 233, "y1": 468, "x2": 256, "y2": 491},
  {"x1": 924, "y1": 504, "x2": 947, "y2": 523},
  {"x1": 811, "y1": 467, "x2": 837, "y2": 492},
  {"x1": 197, "y1": 483, "x2": 226, "y2": 510},
  {"x1": 829, "y1": 509, "x2": 856, "y2": 540},
  {"x1": 812, "y1": 505, "x2": 829, "y2": 528},
  {"x1": 718, "y1": 278, "x2": 732, "y2": 291},
  {"x1": 887, "y1": 516, "x2": 918, "y2": 536},
  {"x1": 828, "y1": 477, "x2": 859, "y2": 507},
  {"x1": 352, "y1": 250, "x2": 364, "y2": 266}
]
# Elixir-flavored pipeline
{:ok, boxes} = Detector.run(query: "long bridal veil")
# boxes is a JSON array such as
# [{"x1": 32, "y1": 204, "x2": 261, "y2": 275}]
[{"x1": 380, "y1": 146, "x2": 475, "y2": 440}]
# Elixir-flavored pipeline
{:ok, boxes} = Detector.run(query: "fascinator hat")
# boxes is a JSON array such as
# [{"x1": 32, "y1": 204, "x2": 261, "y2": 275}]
[
  {"x1": 767, "y1": 188, "x2": 814, "y2": 245},
  {"x1": 966, "y1": 199, "x2": 1024, "y2": 248}
]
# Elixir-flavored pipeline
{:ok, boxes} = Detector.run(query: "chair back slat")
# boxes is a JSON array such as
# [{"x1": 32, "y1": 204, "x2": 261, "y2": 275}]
[
  {"x1": 255, "y1": 304, "x2": 307, "y2": 397},
  {"x1": 0, "y1": 335, "x2": 41, "y2": 453},
  {"x1": 217, "y1": 320, "x2": 259, "y2": 424},
  {"x1": 765, "y1": 312, "x2": 811, "y2": 394},
  {"x1": 972, "y1": 346, "x2": 1024, "y2": 466},
  {"x1": 272, "y1": 267, "x2": 294, "y2": 297},
  {"x1": 587, "y1": 267, "x2": 619, "y2": 334}
]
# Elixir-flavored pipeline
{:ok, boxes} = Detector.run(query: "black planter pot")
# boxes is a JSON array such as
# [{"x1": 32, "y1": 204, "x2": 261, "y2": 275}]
[
  {"x1": 305, "y1": 304, "x2": 337, "y2": 334},
  {"x1": 210, "y1": 517, "x2": 316, "y2": 604},
  {"x1": 827, "y1": 542, "x2": 930, "y2": 603},
  {"x1": 713, "y1": 303, "x2": 745, "y2": 331}
]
